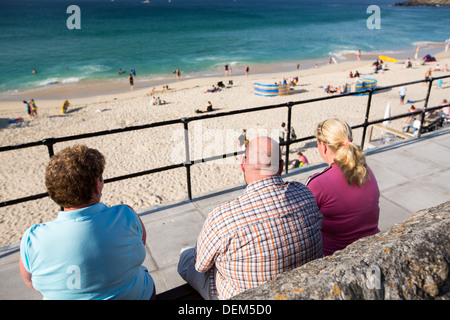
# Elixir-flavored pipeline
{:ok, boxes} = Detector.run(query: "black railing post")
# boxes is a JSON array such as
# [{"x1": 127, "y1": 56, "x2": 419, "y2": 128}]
[
  {"x1": 43, "y1": 138, "x2": 55, "y2": 158},
  {"x1": 418, "y1": 78, "x2": 434, "y2": 138},
  {"x1": 181, "y1": 118, "x2": 193, "y2": 200},
  {"x1": 285, "y1": 102, "x2": 293, "y2": 174},
  {"x1": 360, "y1": 89, "x2": 374, "y2": 150}
]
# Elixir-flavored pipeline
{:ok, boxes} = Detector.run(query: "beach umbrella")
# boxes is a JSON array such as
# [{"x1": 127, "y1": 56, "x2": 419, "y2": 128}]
[{"x1": 383, "y1": 102, "x2": 391, "y2": 126}]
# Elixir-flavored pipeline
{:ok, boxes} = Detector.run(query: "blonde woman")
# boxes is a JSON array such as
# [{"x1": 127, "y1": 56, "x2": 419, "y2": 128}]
[{"x1": 306, "y1": 118, "x2": 380, "y2": 256}]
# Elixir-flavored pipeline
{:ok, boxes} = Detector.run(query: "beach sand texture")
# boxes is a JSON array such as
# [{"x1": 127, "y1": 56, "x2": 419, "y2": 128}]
[{"x1": 1, "y1": 51, "x2": 449, "y2": 247}]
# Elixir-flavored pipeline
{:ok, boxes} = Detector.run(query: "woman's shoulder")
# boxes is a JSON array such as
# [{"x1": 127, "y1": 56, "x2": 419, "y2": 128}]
[{"x1": 306, "y1": 165, "x2": 334, "y2": 186}]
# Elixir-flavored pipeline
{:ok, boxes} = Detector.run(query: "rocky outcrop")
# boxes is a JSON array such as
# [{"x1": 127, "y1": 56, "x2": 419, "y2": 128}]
[
  {"x1": 393, "y1": 0, "x2": 450, "y2": 6},
  {"x1": 233, "y1": 201, "x2": 450, "y2": 300}
]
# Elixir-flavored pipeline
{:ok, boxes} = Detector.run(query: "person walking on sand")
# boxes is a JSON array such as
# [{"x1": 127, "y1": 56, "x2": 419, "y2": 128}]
[
  {"x1": 23, "y1": 100, "x2": 32, "y2": 119},
  {"x1": 30, "y1": 99, "x2": 38, "y2": 118},
  {"x1": 237, "y1": 129, "x2": 247, "y2": 148},
  {"x1": 425, "y1": 68, "x2": 432, "y2": 81},
  {"x1": 399, "y1": 86, "x2": 407, "y2": 105},
  {"x1": 245, "y1": 64, "x2": 249, "y2": 77},
  {"x1": 279, "y1": 122, "x2": 287, "y2": 153}
]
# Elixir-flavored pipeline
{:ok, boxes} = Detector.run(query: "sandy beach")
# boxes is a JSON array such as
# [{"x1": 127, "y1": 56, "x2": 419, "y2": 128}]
[{"x1": 1, "y1": 50, "x2": 449, "y2": 247}]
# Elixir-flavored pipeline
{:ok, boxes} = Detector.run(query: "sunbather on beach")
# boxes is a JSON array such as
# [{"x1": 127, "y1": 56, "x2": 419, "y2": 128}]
[{"x1": 195, "y1": 101, "x2": 214, "y2": 113}]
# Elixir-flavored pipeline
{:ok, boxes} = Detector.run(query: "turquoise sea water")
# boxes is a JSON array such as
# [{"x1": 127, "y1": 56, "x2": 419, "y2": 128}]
[{"x1": 0, "y1": 0, "x2": 449, "y2": 93}]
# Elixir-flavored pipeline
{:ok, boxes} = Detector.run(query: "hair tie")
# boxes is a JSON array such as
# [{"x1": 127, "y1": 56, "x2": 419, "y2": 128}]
[{"x1": 343, "y1": 139, "x2": 351, "y2": 146}]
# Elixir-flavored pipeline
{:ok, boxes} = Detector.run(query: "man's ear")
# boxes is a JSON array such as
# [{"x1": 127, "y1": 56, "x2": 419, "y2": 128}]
[{"x1": 277, "y1": 159, "x2": 284, "y2": 175}]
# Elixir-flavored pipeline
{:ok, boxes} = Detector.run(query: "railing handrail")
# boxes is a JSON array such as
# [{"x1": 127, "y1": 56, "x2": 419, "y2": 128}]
[{"x1": 1, "y1": 74, "x2": 449, "y2": 208}]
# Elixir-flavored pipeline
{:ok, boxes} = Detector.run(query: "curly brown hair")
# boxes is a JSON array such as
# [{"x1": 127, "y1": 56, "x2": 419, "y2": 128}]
[{"x1": 45, "y1": 144, "x2": 105, "y2": 208}]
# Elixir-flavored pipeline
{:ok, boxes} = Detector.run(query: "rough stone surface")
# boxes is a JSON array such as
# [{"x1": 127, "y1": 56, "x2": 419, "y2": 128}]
[{"x1": 233, "y1": 201, "x2": 450, "y2": 300}]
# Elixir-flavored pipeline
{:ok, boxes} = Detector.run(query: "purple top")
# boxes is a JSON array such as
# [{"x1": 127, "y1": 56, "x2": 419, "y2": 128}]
[{"x1": 306, "y1": 164, "x2": 380, "y2": 256}]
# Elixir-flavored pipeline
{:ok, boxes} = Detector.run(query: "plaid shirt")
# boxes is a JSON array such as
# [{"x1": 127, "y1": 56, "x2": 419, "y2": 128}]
[{"x1": 195, "y1": 176, "x2": 323, "y2": 299}]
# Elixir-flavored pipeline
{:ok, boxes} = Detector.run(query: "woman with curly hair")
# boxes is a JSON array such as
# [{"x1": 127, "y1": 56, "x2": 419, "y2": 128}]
[
  {"x1": 306, "y1": 118, "x2": 380, "y2": 256},
  {"x1": 19, "y1": 144, "x2": 154, "y2": 299}
]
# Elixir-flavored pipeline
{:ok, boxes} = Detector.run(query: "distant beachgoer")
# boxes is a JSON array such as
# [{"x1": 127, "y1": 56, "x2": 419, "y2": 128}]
[
  {"x1": 297, "y1": 63, "x2": 300, "y2": 70},
  {"x1": 404, "y1": 58, "x2": 412, "y2": 69},
  {"x1": 245, "y1": 64, "x2": 249, "y2": 77},
  {"x1": 357, "y1": 50, "x2": 361, "y2": 61},
  {"x1": 23, "y1": 100, "x2": 31, "y2": 118},
  {"x1": 443, "y1": 64, "x2": 448, "y2": 72},
  {"x1": 129, "y1": 74, "x2": 134, "y2": 90},
  {"x1": 440, "y1": 99, "x2": 449, "y2": 117},
  {"x1": 405, "y1": 105, "x2": 417, "y2": 124},
  {"x1": 237, "y1": 129, "x2": 247, "y2": 148},
  {"x1": 131, "y1": 69, "x2": 136, "y2": 76},
  {"x1": 204, "y1": 84, "x2": 219, "y2": 93},
  {"x1": 30, "y1": 99, "x2": 38, "y2": 118},
  {"x1": 32, "y1": 70, "x2": 37, "y2": 74},
  {"x1": 174, "y1": 68, "x2": 180, "y2": 81},
  {"x1": 195, "y1": 101, "x2": 214, "y2": 114},
  {"x1": 279, "y1": 122, "x2": 287, "y2": 152},
  {"x1": 425, "y1": 68, "x2": 432, "y2": 81},
  {"x1": 62, "y1": 100, "x2": 70, "y2": 114},
  {"x1": 157, "y1": 97, "x2": 166, "y2": 105},
  {"x1": 289, "y1": 152, "x2": 309, "y2": 169},
  {"x1": 118, "y1": 68, "x2": 122, "y2": 75},
  {"x1": 224, "y1": 64, "x2": 229, "y2": 77},
  {"x1": 399, "y1": 86, "x2": 407, "y2": 105}
]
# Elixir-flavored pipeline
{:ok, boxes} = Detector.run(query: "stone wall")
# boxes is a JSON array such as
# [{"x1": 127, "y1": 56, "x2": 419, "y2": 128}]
[{"x1": 233, "y1": 201, "x2": 450, "y2": 300}]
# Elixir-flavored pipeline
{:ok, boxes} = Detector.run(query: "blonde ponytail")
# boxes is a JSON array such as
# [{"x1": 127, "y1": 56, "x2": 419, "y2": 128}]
[{"x1": 315, "y1": 118, "x2": 370, "y2": 186}]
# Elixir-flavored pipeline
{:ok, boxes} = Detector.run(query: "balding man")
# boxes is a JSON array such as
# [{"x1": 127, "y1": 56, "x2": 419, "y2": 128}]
[{"x1": 178, "y1": 137, "x2": 323, "y2": 300}]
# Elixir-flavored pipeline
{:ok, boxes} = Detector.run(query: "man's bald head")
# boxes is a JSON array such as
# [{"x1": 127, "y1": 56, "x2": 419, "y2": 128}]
[{"x1": 245, "y1": 136, "x2": 282, "y2": 176}]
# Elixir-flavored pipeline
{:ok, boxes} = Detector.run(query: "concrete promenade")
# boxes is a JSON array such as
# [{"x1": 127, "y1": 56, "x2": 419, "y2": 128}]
[{"x1": 1, "y1": 127, "x2": 449, "y2": 300}]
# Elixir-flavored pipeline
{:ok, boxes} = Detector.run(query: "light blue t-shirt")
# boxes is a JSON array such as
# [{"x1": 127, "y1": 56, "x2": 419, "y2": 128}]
[{"x1": 20, "y1": 203, "x2": 154, "y2": 300}]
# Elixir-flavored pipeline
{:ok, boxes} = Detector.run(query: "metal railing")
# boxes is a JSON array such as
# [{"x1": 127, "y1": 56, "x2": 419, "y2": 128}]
[{"x1": 1, "y1": 75, "x2": 449, "y2": 208}]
